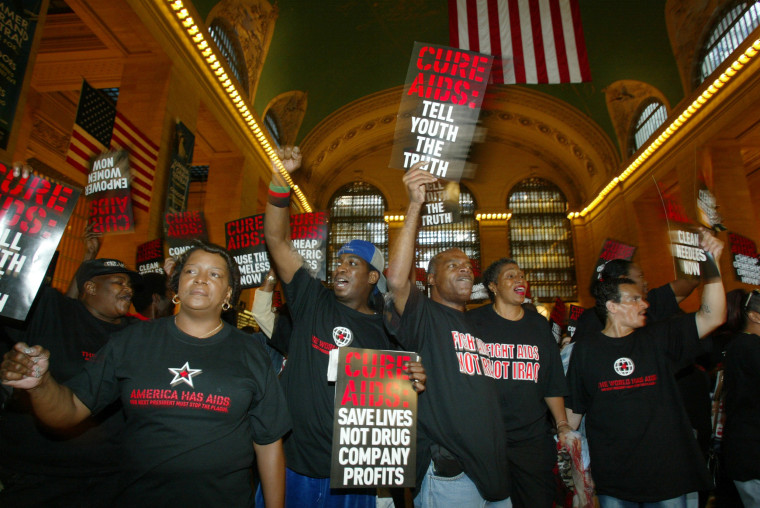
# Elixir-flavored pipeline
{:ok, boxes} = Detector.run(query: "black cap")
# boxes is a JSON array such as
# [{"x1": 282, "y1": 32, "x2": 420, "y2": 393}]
[{"x1": 76, "y1": 258, "x2": 140, "y2": 290}]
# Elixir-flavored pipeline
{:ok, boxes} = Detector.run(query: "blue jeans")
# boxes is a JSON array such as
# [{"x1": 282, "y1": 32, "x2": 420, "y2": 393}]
[
  {"x1": 598, "y1": 492, "x2": 698, "y2": 508},
  {"x1": 256, "y1": 468, "x2": 376, "y2": 508},
  {"x1": 734, "y1": 479, "x2": 760, "y2": 508},
  {"x1": 414, "y1": 461, "x2": 512, "y2": 508}
]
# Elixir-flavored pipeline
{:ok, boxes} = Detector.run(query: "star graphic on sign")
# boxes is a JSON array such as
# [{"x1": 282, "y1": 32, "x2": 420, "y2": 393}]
[{"x1": 168, "y1": 362, "x2": 202, "y2": 388}]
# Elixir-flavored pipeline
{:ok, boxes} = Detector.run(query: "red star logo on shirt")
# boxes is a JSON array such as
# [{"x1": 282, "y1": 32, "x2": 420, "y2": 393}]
[{"x1": 168, "y1": 362, "x2": 202, "y2": 388}]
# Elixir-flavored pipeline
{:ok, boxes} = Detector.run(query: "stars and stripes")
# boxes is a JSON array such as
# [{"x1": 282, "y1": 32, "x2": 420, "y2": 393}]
[
  {"x1": 449, "y1": 0, "x2": 591, "y2": 84},
  {"x1": 110, "y1": 113, "x2": 159, "y2": 213}
]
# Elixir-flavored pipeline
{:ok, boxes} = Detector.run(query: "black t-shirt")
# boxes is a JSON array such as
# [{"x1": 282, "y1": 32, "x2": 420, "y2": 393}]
[
  {"x1": 0, "y1": 287, "x2": 134, "y2": 476},
  {"x1": 566, "y1": 314, "x2": 712, "y2": 501},
  {"x1": 573, "y1": 283, "x2": 679, "y2": 340},
  {"x1": 280, "y1": 267, "x2": 391, "y2": 478},
  {"x1": 386, "y1": 288, "x2": 510, "y2": 501},
  {"x1": 467, "y1": 304, "x2": 568, "y2": 442},
  {"x1": 722, "y1": 332, "x2": 760, "y2": 481},
  {"x1": 66, "y1": 317, "x2": 290, "y2": 507}
]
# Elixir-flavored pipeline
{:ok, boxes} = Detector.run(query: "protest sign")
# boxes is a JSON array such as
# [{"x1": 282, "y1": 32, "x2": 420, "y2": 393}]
[
  {"x1": 165, "y1": 122, "x2": 194, "y2": 215},
  {"x1": 567, "y1": 305, "x2": 585, "y2": 338},
  {"x1": 0, "y1": 163, "x2": 80, "y2": 320},
  {"x1": 226, "y1": 212, "x2": 328, "y2": 289},
  {"x1": 0, "y1": 0, "x2": 44, "y2": 153},
  {"x1": 549, "y1": 298, "x2": 566, "y2": 344},
  {"x1": 165, "y1": 211, "x2": 207, "y2": 258},
  {"x1": 591, "y1": 239, "x2": 636, "y2": 283},
  {"x1": 331, "y1": 347, "x2": 418, "y2": 489},
  {"x1": 668, "y1": 222, "x2": 720, "y2": 280},
  {"x1": 728, "y1": 232, "x2": 760, "y2": 286},
  {"x1": 136, "y1": 238, "x2": 165, "y2": 275},
  {"x1": 390, "y1": 42, "x2": 492, "y2": 183},
  {"x1": 85, "y1": 150, "x2": 134, "y2": 234}
]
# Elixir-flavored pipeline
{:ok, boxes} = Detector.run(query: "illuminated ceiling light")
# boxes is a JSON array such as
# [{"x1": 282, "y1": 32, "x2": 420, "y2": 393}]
[
  {"x1": 192, "y1": 33, "x2": 203, "y2": 43},
  {"x1": 739, "y1": 54, "x2": 750, "y2": 64},
  {"x1": 197, "y1": 41, "x2": 209, "y2": 50},
  {"x1": 225, "y1": 85, "x2": 235, "y2": 93},
  {"x1": 187, "y1": 26, "x2": 199, "y2": 35},
  {"x1": 202, "y1": 48, "x2": 212, "y2": 57},
  {"x1": 731, "y1": 61, "x2": 743, "y2": 71},
  {"x1": 214, "y1": 67, "x2": 224, "y2": 76},
  {"x1": 696, "y1": 96, "x2": 707, "y2": 104},
  {"x1": 170, "y1": 0, "x2": 183, "y2": 10},
  {"x1": 177, "y1": 8, "x2": 188, "y2": 19},
  {"x1": 219, "y1": 73, "x2": 228, "y2": 82},
  {"x1": 210, "y1": 61, "x2": 220, "y2": 70},
  {"x1": 221, "y1": 79, "x2": 232, "y2": 87}
]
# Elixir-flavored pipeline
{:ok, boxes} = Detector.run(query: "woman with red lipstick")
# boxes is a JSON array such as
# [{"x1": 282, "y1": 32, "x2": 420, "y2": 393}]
[
  {"x1": 468, "y1": 258, "x2": 570, "y2": 508},
  {"x1": 565, "y1": 232, "x2": 726, "y2": 507}
]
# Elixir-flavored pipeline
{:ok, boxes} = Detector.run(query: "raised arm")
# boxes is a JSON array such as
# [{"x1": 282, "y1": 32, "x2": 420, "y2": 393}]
[
  {"x1": 669, "y1": 278, "x2": 700, "y2": 303},
  {"x1": 65, "y1": 224, "x2": 102, "y2": 298},
  {"x1": 695, "y1": 231, "x2": 726, "y2": 338},
  {"x1": 0, "y1": 343, "x2": 91, "y2": 428},
  {"x1": 386, "y1": 163, "x2": 437, "y2": 314},
  {"x1": 264, "y1": 147, "x2": 303, "y2": 284}
]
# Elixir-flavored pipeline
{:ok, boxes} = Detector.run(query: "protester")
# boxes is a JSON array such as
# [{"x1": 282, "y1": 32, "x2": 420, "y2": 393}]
[
  {"x1": 131, "y1": 271, "x2": 174, "y2": 320},
  {"x1": 0, "y1": 258, "x2": 138, "y2": 507},
  {"x1": 565, "y1": 231, "x2": 725, "y2": 507},
  {"x1": 384, "y1": 163, "x2": 510, "y2": 506},
  {"x1": 722, "y1": 288, "x2": 760, "y2": 508},
  {"x1": 263, "y1": 147, "x2": 425, "y2": 507},
  {"x1": 468, "y1": 258, "x2": 570, "y2": 508},
  {"x1": 0, "y1": 242, "x2": 290, "y2": 508}
]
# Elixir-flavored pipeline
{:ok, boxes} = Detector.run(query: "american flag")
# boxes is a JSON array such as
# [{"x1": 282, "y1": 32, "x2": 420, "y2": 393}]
[
  {"x1": 449, "y1": 0, "x2": 591, "y2": 84},
  {"x1": 66, "y1": 80, "x2": 158, "y2": 213},
  {"x1": 65, "y1": 81, "x2": 114, "y2": 175},
  {"x1": 110, "y1": 113, "x2": 159, "y2": 213}
]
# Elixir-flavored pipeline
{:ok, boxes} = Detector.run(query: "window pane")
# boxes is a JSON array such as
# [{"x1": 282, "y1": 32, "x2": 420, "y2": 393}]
[
  {"x1": 328, "y1": 182, "x2": 388, "y2": 283},
  {"x1": 508, "y1": 178, "x2": 577, "y2": 301},
  {"x1": 630, "y1": 100, "x2": 667, "y2": 155},
  {"x1": 698, "y1": 2, "x2": 760, "y2": 84},
  {"x1": 208, "y1": 19, "x2": 250, "y2": 95}
]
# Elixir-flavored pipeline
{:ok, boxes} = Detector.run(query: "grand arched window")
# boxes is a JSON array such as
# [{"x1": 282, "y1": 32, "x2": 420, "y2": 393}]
[
  {"x1": 416, "y1": 184, "x2": 480, "y2": 273},
  {"x1": 696, "y1": 1, "x2": 760, "y2": 85},
  {"x1": 508, "y1": 178, "x2": 576, "y2": 301},
  {"x1": 208, "y1": 18, "x2": 250, "y2": 95},
  {"x1": 629, "y1": 99, "x2": 667, "y2": 155},
  {"x1": 327, "y1": 182, "x2": 388, "y2": 284}
]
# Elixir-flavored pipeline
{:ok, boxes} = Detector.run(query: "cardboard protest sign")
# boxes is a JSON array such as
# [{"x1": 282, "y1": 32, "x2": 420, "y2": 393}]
[
  {"x1": 592, "y1": 239, "x2": 636, "y2": 282},
  {"x1": 549, "y1": 298, "x2": 566, "y2": 344},
  {"x1": 165, "y1": 211, "x2": 207, "y2": 258},
  {"x1": 668, "y1": 222, "x2": 720, "y2": 280},
  {"x1": 331, "y1": 347, "x2": 418, "y2": 489},
  {"x1": 136, "y1": 239, "x2": 165, "y2": 275},
  {"x1": 728, "y1": 232, "x2": 760, "y2": 286},
  {"x1": 225, "y1": 214, "x2": 269, "y2": 289},
  {"x1": 421, "y1": 179, "x2": 460, "y2": 227},
  {"x1": 567, "y1": 305, "x2": 585, "y2": 338},
  {"x1": 390, "y1": 42, "x2": 492, "y2": 183},
  {"x1": 0, "y1": 0, "x2": 44, "y2": 153},
  {"x1": 85, "y1": 150, "x2": 134, "y2": 234},
  {"x1": 0, "y1": 163, "x2": 80, "y2": 320},
  {"x1": 165, "y1": 122, "x2": 194, "y2": 215},
  {"x1": 226, "y1": 212, "x2": 329, "y2": 289}
]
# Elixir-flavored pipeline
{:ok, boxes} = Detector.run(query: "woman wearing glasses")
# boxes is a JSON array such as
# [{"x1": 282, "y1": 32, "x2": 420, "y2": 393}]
[{"x1": 722, "y1": 289, "x2": 760, "y2": 508}]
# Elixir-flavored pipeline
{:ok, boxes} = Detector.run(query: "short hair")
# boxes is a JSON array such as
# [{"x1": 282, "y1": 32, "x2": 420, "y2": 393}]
[
  {"x1": 132, "y1": 272, "x2": 169, "y2": 314},
  {"x1": 427, "y1": 248, "x2": 468, "y2": 276},
  {"x1": 169, "y1": 240, "x2": 241, "y2": 306},
  {"x1": 482, "y1": 257, "x2": 519, "y2": 302},
  {"x1": 593, "y1": 277, "x2": 636, "y2": 319}
]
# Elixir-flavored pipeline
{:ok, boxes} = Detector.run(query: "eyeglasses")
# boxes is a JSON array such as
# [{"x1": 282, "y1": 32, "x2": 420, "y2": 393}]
[{"x1": 744, "y1": 289, "x2": 760, "y2": 311}]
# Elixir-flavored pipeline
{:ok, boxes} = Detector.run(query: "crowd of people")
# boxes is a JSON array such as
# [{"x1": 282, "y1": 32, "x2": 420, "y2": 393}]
[{"x1": 0, "y1": 155, "x2": 757, "y2": 508}]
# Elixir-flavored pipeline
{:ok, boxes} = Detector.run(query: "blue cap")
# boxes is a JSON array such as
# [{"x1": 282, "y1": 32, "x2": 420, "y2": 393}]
[{"x1": 337, "y1": 239, "x2": 387, "y2": 293}]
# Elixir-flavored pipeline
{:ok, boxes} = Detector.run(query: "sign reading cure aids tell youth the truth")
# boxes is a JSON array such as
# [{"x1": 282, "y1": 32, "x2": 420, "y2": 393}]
[
  {"x1": 225, "y1": 212, "x2": 328, "y2": 289},
  {"x1": 0, "y1": 162, "x2": 80, "y2": 320},
  {"x1": 331, "y1": 347, "x2": 419, "y2": 489}
]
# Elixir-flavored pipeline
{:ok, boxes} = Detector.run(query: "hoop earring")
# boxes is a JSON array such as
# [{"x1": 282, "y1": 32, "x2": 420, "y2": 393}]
[
  {"x1": 172, "y1": 295, "x2": 180, "y2": 305},
  {"x1": 222, "y1": 302, "x2": 231, "y2": 311}
]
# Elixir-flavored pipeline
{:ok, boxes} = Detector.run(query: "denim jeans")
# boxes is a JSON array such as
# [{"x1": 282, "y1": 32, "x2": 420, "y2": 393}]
[
  {"x1": 734, "y1": 479, "x2": 760, "y2": 508},
  {"x1": 256, "y1": 468, "x2": 376, "y2": 508},
  {"x1": 598, "y1": 491, "x2": 698, "y2": 508},
  {"x1": 414, "y1": 461, "x2": 512, "y2": 508}
]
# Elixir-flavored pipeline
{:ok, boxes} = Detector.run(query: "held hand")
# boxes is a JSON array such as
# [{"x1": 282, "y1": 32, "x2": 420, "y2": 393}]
[
  {"x1": 403, "y1": 162, "x2": 437, "y2": 205},
  {"x1": 404, "y1": 360, "x2": 427, "y2": 394},
  {"x1": 83, "y1": 223, "x2": 102, "y2": 260},
  {"x1": 700, "y1": 228, "x2": 724, "y2": 264},
  {"x1": 163, "y1": 257, "x2": 177, "y2": 278},
  {"x1": 260, "y1": 268, "x2": 277, "y2": 293},
  {"x1": 0, "y1": 343, "x2": 50, "y2": 390},
  {"x1": 557, "y1": 424, "x2": 573, "y2": 449},
  {"x1": 272, "y1": 146, "x2": 302, "y2": 176}
]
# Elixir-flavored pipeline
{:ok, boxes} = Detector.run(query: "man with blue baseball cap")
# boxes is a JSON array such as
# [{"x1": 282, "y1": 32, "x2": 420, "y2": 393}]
[{"x1": 261, "y1": 147, "x2": 424, "y2": 507}]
